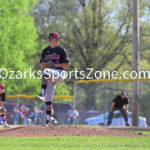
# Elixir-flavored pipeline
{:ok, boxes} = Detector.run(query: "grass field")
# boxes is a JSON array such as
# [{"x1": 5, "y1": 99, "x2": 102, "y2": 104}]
[
  {"x1": 121, "y1": 130, "x2": 150, "y2": 135},
  {"x1": 0, "y1": 136, "x2": 150, "y2": 150}
]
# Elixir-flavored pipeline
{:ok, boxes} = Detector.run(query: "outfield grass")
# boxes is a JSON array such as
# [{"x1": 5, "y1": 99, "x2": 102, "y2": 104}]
[
  {"x1": 0, "y1": 136, "x2": 150, "y2": 150},
  {"x1": 121, "y1": 130, "x2": 150, "y2": 135}
]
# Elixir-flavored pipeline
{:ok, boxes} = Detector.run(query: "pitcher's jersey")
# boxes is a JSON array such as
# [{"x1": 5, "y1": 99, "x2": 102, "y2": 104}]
[{"x1": 40, "y1": 46, "x2": 70, "y2": 70}]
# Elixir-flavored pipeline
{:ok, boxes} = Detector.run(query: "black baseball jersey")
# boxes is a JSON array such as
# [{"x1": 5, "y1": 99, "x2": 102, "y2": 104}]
[
  {"x1": 0, "y1": 92, "x2": 5, "y2": 102},
  {"x1": 112, "y1": 95, "x2": 128, "y2": 108},
  {"x1": 40, "y1": 46, "x2": 70, "y2": 70}
]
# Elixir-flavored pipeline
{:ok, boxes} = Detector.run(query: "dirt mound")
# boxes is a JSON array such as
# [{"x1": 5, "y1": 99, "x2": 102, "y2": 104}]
[{"x1": 0, "y1": 126, "x2": 149, "y2": 137}]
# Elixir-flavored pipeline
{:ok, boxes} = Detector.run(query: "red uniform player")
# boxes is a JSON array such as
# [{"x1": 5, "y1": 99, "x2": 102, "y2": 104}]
[{"x1": 0, "y1": 84, "x2": 9, "y2": 128}]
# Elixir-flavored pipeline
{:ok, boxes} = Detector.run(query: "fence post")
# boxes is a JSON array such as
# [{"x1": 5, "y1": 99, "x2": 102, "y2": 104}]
[
  {"x1": 104, "y1": 82, "x2": 106, "y2": 126},
  {"x1": 73, "y1": 81, "x2": 77, "y2": 125}
]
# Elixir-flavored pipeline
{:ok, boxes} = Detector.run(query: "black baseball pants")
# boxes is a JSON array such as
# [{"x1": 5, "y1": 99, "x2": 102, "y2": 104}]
[{"x1": 107, "y1": 108, "x2": 128, "y2": 126}]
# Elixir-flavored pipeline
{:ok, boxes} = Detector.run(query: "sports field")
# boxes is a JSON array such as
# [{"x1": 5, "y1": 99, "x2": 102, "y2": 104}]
[
  {"x1": 0, "y1": 136, "x2": 150, "y2": 150},
  {"x1": 0, "y1": 126, "x2": 150, "y2": 150}
]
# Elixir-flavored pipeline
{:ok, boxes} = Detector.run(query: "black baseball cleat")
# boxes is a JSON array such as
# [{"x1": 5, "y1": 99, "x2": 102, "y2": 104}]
[
  {"x1": 107, "y1": 123, "x2": 111, "y2": 126},
  {"x1": 35, "y1": 94, "x2": 45, "y2": 102},
  {"x1": 126, "y1": 123, "x2": 130, "y2": 126},
  {"x1": 43, "y1": 123, "x2": 49, "y2": 126},
  {"x1": 43, "y1": 121, "x2": 50, "y2": 126}
]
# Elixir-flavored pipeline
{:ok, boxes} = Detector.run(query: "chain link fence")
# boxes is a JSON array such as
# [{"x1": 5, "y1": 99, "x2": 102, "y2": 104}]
[
  {"x1": 1, "y1": 96, "x2": 73, "y2": 126},
  {"x1": 74, "y1": 79, "x2": 150, "y2": 127},
  {"x1": 2, "y1": 79, "x2": 150, "y2": 127}
]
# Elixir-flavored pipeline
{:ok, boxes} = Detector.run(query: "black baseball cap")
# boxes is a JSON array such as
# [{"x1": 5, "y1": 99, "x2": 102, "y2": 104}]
[
  {"x1": 49, "y1": 32, "x2": 61, "y2": 40},
  {"x1": 121, "y1": 91, "x2": 126, "y2": 96}
]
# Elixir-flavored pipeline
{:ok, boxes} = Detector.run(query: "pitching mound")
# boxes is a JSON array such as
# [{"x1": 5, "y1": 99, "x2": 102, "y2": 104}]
[{"x1": 0, "y1": 125, "x2": 150, "y2": 137}]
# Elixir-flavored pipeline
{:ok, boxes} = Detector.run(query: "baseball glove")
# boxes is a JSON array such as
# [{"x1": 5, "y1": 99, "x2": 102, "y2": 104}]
[
  {"x1": 41, "y1": 58, "x2": 56, "y2": 69},
  {"x1": 0, "y1": 107, "x2": 7, "y2": 114}
]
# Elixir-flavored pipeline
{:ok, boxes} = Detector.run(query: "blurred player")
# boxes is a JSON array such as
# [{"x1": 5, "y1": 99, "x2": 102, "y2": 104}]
[
  {"x1": 30, "y1": 107, "x2": 43, "y2": 125},
  {"x1": 65, "y1": 108, "x2": 79, "y2": 125},
  {"x1": 36, "y1": 32, "x2": 70, "y2": 126},
  {"x1": 20, "y1": 104, "x2": 30, "y2": 125},
  {"x1": 0, "y1": 84, "x2": 9, "y2": 128},
  {"x1": 107, "y1": 91, "x2": 130, "y2": 126}
]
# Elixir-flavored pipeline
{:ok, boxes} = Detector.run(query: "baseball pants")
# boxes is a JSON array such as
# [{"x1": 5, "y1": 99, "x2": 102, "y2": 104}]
[
  {"x1": 107, "y1": 108, "x2": 128, "y2": 126},
  {"x1": 43, "y1": 68, "x2": 66, "y2": 102}
]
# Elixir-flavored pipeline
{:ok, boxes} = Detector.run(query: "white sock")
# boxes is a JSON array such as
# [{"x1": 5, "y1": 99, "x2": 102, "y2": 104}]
[
  {"x1": 46, "y1": 115, "x2": 51, "y2": 121},
  {"x1": 41, "y1": 89, "x2": 45, "y2": 95}
]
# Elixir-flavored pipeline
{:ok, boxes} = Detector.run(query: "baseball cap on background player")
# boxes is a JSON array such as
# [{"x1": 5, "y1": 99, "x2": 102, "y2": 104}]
[
  {"x1": 49, "y1": 32, "x2": 61, "y2": 40},
  {"x1": 0, "y1": 84, "x2": 4, "y2": 89},
  {"x1": 121, "y1": 91, "x2": 126, "y2": 96}
]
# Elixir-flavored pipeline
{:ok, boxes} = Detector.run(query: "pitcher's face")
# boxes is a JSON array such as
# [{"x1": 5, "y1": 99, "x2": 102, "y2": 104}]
[{"x1": 50, "y1": 38, "x2": 59, "y2": 47}]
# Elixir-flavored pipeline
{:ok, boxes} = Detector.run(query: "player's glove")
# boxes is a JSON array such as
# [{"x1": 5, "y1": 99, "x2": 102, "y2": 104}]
[
  {"x1": 41, "y1": 58, "x2": 56, "y2": 69},
  {"x1": 0, "y1": 107, "x2": 7, "y2": 114}
]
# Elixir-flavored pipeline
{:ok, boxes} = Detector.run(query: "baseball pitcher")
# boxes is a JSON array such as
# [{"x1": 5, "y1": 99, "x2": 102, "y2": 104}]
[{"x1": 36, "y1": 32, "x2": 70, "y2": 126}]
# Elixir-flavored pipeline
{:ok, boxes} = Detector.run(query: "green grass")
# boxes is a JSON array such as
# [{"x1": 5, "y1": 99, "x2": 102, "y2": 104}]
[
  {"x1": 0, "y1": 136, "x2": 150, "y2": 150},
  {"x1": 120, "y1": 130, "x2": 150, "y2": 135}
]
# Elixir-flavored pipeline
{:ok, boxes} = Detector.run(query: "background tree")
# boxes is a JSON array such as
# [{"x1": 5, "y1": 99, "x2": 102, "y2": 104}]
[
  {"x1": 0, "y1": 0, "x2": 38, "y2": 94},
  {"x1": 33, "y1": 0, "x2": 133, "y2": 109}
]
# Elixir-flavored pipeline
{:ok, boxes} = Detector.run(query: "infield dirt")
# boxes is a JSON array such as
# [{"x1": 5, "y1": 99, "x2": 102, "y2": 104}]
[{"x1": 0, "y1": 125, "x2": 150, "y2": 137}]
